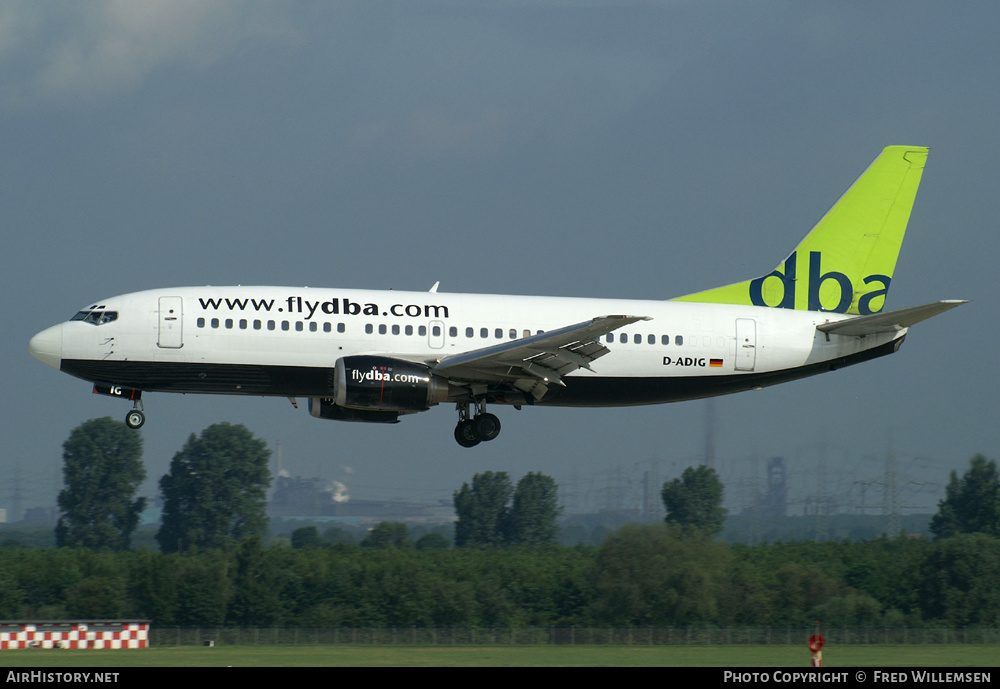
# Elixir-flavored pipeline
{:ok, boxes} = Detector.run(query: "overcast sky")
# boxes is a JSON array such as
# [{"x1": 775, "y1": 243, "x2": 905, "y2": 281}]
[{"x1": 3, "y1": 1, "x2": 996, "y2": 523}]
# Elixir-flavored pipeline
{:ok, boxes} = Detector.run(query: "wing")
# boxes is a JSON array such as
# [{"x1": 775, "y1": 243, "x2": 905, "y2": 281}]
[
  {"x1": 816, "y1": 300, "x2": 967, "y2": 336},
  {"x1": 433, "y1": 315, "x2": 649, "y2": 400}
]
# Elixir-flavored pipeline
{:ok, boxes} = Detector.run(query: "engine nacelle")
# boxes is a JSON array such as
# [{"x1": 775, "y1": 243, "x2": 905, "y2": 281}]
[
  {"x1": 308, "y1": 397, "x2": 400, "y2": 424},
  {"x1": 334, "y1": 355, "x2": 450, "y2": 412}
]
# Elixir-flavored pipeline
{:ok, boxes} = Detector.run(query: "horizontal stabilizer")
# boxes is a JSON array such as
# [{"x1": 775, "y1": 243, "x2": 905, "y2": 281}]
[{"x1": 816, "y1": 300, "x2": 967, "y2": 336}]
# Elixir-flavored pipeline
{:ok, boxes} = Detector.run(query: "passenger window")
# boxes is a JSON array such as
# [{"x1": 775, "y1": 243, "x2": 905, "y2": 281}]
[
  {"x1": 418, "y1": 325, "x2": 427, "y2": 336},
  {"x1": 405, "y1": 325, "x2": 413, "y2": 336},
  {"x1": 675, "y1": 335, "x2": 683, "y2": 345},
  {"x1": 466, "y1": 327, "x2": 474, "y2": 338},
  {"x1": 338, "y1": 323, "x2": 346, "y2": 333},
  {"x1": 211, "y1": 318, "x2": 220, "y2": 329},
  {"x1": 226, "y1": 319, "x2": 234, "y2": 329},
  {"x1": 480, "y1": 328, "x2": 488, "y2": 338},
  {"x1": 620, "y1": 333, "x2": 627, "y2": 344},
  {"x1": 197, "y1": 318, "x2": 205, "y2": 328},
  {"x1": 432, "y1": 325, "x2": 441, "y2": 336},
  {"x1": 392, "y1": 324, "x2": 400, "y2": 335},
  {"x1": 323, "y1": 323, "x2": 331, "y2": 333},
  {"x1": 378, "y1": 324, "x2": 387, "y2": 334},
  {"x1": 661, "y1": 335, "x2": 669, "y2": 345},
  {"x1": 365, "y1": 324, "x2": 374, "y2": 334},
  {"x1": 240, "y1": 319, "x2": 248, "y2": 330},
  {"x1": 634, "y1": 334, "x2": 641, "y2": 344},
  {"x1": 310, "y1": 322, "x2": 318, "y2": 332},
  {"x1": 254, "y1": 320, "x2": 262, "y2": 330},
  {"x1": 295, "y1": 322, "x2": 304, "y2": 332},
  {"x1": 282, "y1": 321, "x2": 290, "y2": 331},
  {"x1": 495, "y1": 328, "x2": 502, "y2": 339},
  {"x1": 509, "y1": 329, "x2": 517, "y2": 339},
  {"x1": 267, "y1": 320, "x2": 276, "y2": 331},
  {"x1": 648, "y1": 334, "x2": 655, "y2": 345},
  {"x1": 449, "y1": 326, "x2": 457, "y2": 337},
  {"x1": 606, "y1": 334, "x2": 613, "y2": 343}
]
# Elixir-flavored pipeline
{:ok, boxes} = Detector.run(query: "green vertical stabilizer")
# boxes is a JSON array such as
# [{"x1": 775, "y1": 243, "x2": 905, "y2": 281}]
[{"x1": 672, "y1": 146, "x2": 928, "y2": 314}]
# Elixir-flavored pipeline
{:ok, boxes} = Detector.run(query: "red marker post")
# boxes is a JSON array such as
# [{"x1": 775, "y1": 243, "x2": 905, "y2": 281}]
[{"x1": 809, "y1": 633, "x2": 825, "y2": 667}]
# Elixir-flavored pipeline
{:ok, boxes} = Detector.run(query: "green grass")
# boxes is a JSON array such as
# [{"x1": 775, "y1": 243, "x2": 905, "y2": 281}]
[{"x1": 1, "y1": 645, "x2": 997, "y2": 667}]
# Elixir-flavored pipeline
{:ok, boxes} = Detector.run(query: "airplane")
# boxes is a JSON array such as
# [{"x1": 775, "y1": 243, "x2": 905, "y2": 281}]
[{"x1": 29, "y1": 146, "x2": 965, "y2": 447}]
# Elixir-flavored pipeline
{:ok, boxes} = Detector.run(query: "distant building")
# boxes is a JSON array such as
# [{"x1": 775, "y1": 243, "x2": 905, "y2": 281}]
[
  {"x1": 268, "y1": 474, "x2": 452, "y2": 525},
  {"x1": 762, "y1": 457, "x2": 788, "y2": 517},
  {"x1": 21, "y1": 506, "x2": 58, "y2": 525},
  {"x1": 740, "y1": 457, "x2": 788, "y2": 517},
  {"x1": 269, "y1": 475, "x2": 333, "y2": 517}
]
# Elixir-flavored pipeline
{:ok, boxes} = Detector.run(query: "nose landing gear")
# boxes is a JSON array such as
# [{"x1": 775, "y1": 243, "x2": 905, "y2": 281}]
[
  {"x1": 125, "y1": 400, "x2": 145, "y2": 429},
  {"x1": 92, "y1": 382, "x2": 146, "y2": 429},
  {"x1": 454, "y1": 400, "x2": 501, "y2": 448}
]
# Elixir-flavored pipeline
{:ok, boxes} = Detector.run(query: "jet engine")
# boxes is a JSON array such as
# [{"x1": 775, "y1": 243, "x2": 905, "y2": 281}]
[
  {"x1": 309, "y1": 356, "x2": 453, "y2": 423},
  {"x1": 308, "y1": 397, "x2": 400, "y2": 424},
  {"x1": 333, "y1": 355, "x2": 450, "y2": 412}
]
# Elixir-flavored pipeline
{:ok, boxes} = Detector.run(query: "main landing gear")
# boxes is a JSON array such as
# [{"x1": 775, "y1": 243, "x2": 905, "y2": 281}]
[{"x1": 454, "y1": 400, "x2": 501, "y2": 448}]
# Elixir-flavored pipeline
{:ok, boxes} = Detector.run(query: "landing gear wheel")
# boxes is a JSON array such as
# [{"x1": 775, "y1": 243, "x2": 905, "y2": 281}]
[
  {"x1": 455, "y1": 419, "x2": 480, "y2": 448},
  {"x1": 472, "y1": 413, "x2": 501, "y2": 442},
  {"x1": 125, "y1": 410, "x2": 146, "y2": 429}
]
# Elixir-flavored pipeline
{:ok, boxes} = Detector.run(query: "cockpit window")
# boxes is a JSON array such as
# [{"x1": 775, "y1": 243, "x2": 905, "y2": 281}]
[{"x1": 71, "y1": 310, "x2": 118, "y2": 325}]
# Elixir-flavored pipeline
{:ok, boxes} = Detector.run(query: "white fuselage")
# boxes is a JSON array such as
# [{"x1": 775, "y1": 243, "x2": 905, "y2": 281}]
[{"x1": 30, "y1": 285, "x2": 904, "y2": 409}]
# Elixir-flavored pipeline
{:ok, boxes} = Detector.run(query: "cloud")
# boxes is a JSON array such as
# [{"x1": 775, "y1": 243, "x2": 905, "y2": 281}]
[
  {"x1": 334, "y1": 11, "x2": 671, "y2": 164},
  {"x1": 0, "y1": 0, "x2": 298, "y2": 109}
]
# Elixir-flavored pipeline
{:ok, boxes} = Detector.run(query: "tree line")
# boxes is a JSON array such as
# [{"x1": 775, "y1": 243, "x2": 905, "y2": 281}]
[
  {"x1": 1, "y1": 525, "x2": 998, "y2": 628},
  {"x1": 1, "y1": 417, "x2": 994, "y2": 630}
]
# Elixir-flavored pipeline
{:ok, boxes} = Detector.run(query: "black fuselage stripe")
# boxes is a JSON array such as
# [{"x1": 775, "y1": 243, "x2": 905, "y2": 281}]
[{"x1": 59, "y1": 338, "x2": 899, "y2": 407}]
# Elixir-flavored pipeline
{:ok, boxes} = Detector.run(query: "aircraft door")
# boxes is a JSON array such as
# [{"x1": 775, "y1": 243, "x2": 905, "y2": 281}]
[
  {"x1": 735, "y1": 318, "x2": 756, "y2": 371},
  {"x1": 158, "y1": 296, "x2": 184, "y2": 349}
]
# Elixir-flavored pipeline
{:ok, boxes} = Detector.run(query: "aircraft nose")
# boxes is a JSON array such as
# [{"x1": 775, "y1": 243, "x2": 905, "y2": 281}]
[{"x1": 28, "y1": 324, "x2": 63, "y2": 370}]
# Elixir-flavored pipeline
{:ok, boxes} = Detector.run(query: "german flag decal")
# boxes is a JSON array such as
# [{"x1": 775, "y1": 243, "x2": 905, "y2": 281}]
[{"x1": 709, "y1": 359, "x2": 723, "y2": 368}]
